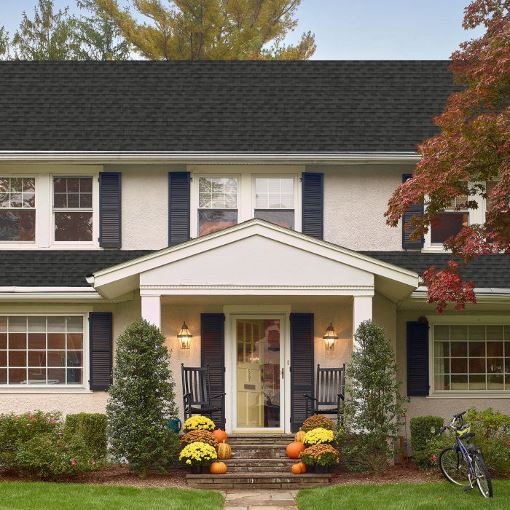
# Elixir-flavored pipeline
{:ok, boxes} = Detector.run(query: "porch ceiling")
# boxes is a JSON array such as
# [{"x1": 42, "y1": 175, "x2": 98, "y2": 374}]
[{"x1": 88, "y1": 220, "x2": 419, "y2": 301}]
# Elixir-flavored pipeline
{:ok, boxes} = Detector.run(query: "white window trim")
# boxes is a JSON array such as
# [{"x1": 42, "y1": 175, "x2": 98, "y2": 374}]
[
  {"x1": 252, "y1": 174, "x2": 301, "y2": 232},
  {"x1": 0, "y1": 175, "x2": 37, "y2": 246},
  {"x1": 422, "y1": 183, "x2": 486, "y2": 252},
  {"x1": 427, "y1": 315, "x2": 510, "y2": 397},
  {"x1": 0, "y1": 312, "x2": 90, "y2": 392},
  {"x1": 190, "y1": 171, "x2": 302, "y2": 238},
  {"x1": 50, "y1": 174, "x2": 100, "y2": 248}
]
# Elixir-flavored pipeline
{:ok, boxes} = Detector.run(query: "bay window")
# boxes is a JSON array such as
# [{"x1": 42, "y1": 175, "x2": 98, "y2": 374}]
[
  {"x1": 433, "y1": 324, "x2": 510, "y2": 392},
  {"x1": 0, "y1": 315, "x2": 85, "y2": 386},
  {"x1": 198, "y1": 176, "x2": 239, "y2": 236},
  {"x1": 254, "y1": 177, "x2": 295, "y2": 229},
  {"x1": 0, "y1": 177, "x2": 36, "y2": 242},
  {"x1": 53, "y1": 177, "x2": 93, "y2": 242}
]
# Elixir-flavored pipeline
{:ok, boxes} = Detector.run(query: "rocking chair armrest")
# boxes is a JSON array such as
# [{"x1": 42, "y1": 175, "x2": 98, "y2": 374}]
[
  {"x1": 210, "y1": 392, "x2": 226, "y2": 401},
  {"x1": 183, "y1": 392, "x2": 192, "y2": 404},
  {"x1": 337, "y1": 393, "x2": 345, "y2": 401}
]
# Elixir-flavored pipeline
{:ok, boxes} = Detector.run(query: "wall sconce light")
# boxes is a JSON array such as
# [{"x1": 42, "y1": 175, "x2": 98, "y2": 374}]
[
  {"x1": 323, "y1": 323, "x2": 338, "y2": 351},
  {"x1": 177, "y1": 322, "x2": 192, "y2": 349}
]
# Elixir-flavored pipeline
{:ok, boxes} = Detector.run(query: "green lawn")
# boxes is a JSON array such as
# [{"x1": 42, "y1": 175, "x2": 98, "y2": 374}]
[
  {"x1": 296, "y1": 480, "x2": 510, "y2": 510},
  {"x1": 0, "y1": 482, "x2": 223, "y2": 510}
]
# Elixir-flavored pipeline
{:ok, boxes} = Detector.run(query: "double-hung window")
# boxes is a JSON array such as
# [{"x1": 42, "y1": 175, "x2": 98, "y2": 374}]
[
  {"x1": 0, "y1": 315, "x2": 84, "y2": 386},
  {"x1": 53, "y1": 177, "x2": 93, "y2": 242},
  {"x1": 198, "y1": 176, "x2": 239, "y2": 236},
  {"x1": 433, "y1": 324, "x2": 510, "y2": 392},
  {"x1": 0, "y1": 177, "x2": 36, "y2": 242},
  {"x1": 430, "y1": 195, "x2": 469, "y2": 245},
  {"x1": 254, "y1": 177, "x2": 295, "y2": 229}
]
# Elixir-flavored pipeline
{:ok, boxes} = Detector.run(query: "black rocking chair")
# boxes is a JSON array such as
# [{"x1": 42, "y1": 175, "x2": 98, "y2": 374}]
[
  {"x1": 304, "y1": 364, "x2": 346, "y2": 424},
  {"x1": 181, "y1": 364, "x2": 226, "y2": 428}
]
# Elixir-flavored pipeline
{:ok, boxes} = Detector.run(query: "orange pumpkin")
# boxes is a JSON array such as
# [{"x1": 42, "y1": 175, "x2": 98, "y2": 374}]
[
  {"x1": 210, "y1": 461, "x2": 228, "y2": 474},
  {"x1": 291, "y1": 463, "x2": 305, "y2": 475},
  {"x1": 296, "y1": 462, "x2": 307, "y2": 473},
  {"x1": 295, "y1": 431, "x2": 306, "y2": 443},
  {"x1": 213, "y1": 429, "x2": 228, "y2": 443},
  {"x1": 286, "y1": 441, "x2": 305, "y2": 459},
  {"x1": 217, "y1": 442, "x2": 232, "y2": 460}
]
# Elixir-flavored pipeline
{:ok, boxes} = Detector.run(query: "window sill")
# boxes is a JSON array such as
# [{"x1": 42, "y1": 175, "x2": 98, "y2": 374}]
[
  {"x1": 427, "y1": 392, "x2": 510, "y2": 399},
  {"x1": 0, "y1": 387, "x2": 93, "y2": 394}
]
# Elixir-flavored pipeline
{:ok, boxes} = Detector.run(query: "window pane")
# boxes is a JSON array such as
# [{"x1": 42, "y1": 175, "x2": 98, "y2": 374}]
[
  {"x1": 67, "y1": 351, "x2": 82, "y2": 367},
  {"x1": 198, "y1": 210, "x2": 237, "y2": 236},
  {"x1": 9, "y1": 317, "x2": 27, "y2": 332},
  {"x1": 9, "y1": 351, "x2": 26, "y2": 367},
  {"x1": 47, "y1": 334, "x2": 65, "y2": 350},
  {"x1": 451, "y1": 375, "x2": 468, "y2": 390},
  {"x1": 67, "y1": 317, "x2": 83, "y2": 333},
  {"x1": 0, "y1": 351, "x2": 6, "y2": 365},
  {"x1": 255, "y1": 177, "x2": 294, "y2": 209},
  {"x1": 450, "y1": 342, "x2": 467, "y2": 357},
  {"x1": 0, "y1": 317, "x2": 7, "y2": 332},
  {"x1": 469, "y1": 342, "x2": 485, "y2": 357},
  {"x1": 47, "y1": 317, "x2": 65, "y2": 333},
  {"x1": 28, "y1": 333, "x2": 46, "y2": 349},
  {"x1": 28, "y1": 351, "x2": 46, "y2": 367},
  {"x1": 27, "y1": 368, "x2": 46, "y2": 384},
  {"x1": 487, "y1": 342, "x2": 503, "y2": 357},
  {"x1": 67, "y1": 334, "x2": 83, "y2": 350},
  {"x1": 434, "y1": 357, "x2": 449, "y2": 373},
  {"x1": 451, "y1": 326, "x2": 467, "y2": 341},
  {"x1": 9, "y1": 333, "x2": 26, "y2": 349},
  {"x1": 434, "y1": 325, "x2": 449, "y2": 341},
  {"x1": 435, "y1": 341, "x2": 449, "y2": 357},
  {"x1": 469, "y1": 325, "x2": 485, "y2": 341},
  {"x1": 469, "y1": 358, "x2": 485, "y2": 373},
  {"x1": 55, "y1": 212, "x2": 93, "y2": 242},
  {"x1": 47, "y1": 368, "x2": 65, "y2": 384},
  {"x1": 198, "y1": 177, "x2": 238, "y2": 209},
  {"x1": 488, "y1": 374, "x2": 504, "y2": 390},
  {"x1": 0, "y1": 211, "x2": 35, "y2": 241},
  {"x1": 431, "y1": 212, "x2": 469, "y2": 243},
  {"x1": 451, "y1": 358, "x2": 467, "y2": 373},
  {"x1": 28, "y1": 317, "x2": 46, "y2": 333},
  {"x1": 254, "y1": 210, "x2": 294, "y2": 229},
  {"x1": 9, "y1": 368, "x2": 26, "y2": 384},
  {"x1": 67, "y1": 368, "x2": 82, "y2": 384},
  {"x1": 47, "y1": 351, "x2": 65, "y2": 367},
  {"x1": 0, "y1": 368, "x2": 6, "y2": 384},
  {"x1": 487, "y1": 358, "x2": 504, "y2": 373},
  {"x1": 469, "y1": 375, "x2": 486, "y2": 390},
  {"x1": 487, "y1": 326, "x2": 504, "y2": 340}
]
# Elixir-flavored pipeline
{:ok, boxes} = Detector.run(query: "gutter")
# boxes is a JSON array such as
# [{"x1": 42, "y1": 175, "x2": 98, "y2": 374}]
[
  {"x1": 412, "y1": 287, "x2": 510, "y2": 300},
  {"x1": 0, "y1": 287, "x2": 103, "y2": 301},
  {"x1": 0, "y1": 151, "x2": 421, "y2": 164}
]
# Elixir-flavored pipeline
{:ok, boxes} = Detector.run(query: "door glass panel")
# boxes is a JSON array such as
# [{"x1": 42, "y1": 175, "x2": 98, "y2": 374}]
[{"x1": 236, "y1": 319, "x2": 280, "y2": 428}]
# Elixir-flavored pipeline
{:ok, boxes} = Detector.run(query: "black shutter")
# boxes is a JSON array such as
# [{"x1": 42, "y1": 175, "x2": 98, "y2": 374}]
[
  {"x1": 89, "y1": 312, "x2": 113, "y2": 391},
  {"x1": 201, "y1": 313, "x2": 225, "y2": 428},
  {"x1": 99, "y1": 172, "x2": 122, "y2": 249},
  {"x1": 406, "y1": 320, "x2": 429, "y2": 396},
  {"x1": 302, "y1": 172, "x2": 324, "y2": 239},
  {"x1": 402, "y1": 173, "x2": 424, "y2": 250},
  {"x1": 290, "y1": 313, "x2": 315, "y2": 432},
  {"x1": 168, "y1": 172, "x2": 191, "y2": 245}
]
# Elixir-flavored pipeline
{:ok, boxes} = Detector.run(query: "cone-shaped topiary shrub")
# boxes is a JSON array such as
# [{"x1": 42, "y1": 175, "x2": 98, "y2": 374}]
[{"x1": 107, "y1": 319, "x2": 179, "y2": 477}]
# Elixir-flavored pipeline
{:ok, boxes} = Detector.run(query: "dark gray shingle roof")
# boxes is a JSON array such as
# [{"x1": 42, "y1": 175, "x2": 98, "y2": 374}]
[
  {"x1": 1, "y1": 250, "x2": 509, "y2": 290},
  {"x1": 0, "y1": 61, "x2": 456, "y2": 153}
]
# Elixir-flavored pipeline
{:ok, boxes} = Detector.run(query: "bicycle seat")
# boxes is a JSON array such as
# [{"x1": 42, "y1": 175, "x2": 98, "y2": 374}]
[
  {"x1": 454, "y1": 411, "x2": 466, "y2": 419},
  {"x1": 458, "y1": 432, "x2": 475, "y2": 440}
]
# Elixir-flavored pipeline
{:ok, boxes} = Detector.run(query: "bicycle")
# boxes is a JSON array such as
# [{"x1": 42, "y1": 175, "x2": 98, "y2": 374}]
[{"x1": 438, "y1": 411, "x2": 493, "y2": 498}]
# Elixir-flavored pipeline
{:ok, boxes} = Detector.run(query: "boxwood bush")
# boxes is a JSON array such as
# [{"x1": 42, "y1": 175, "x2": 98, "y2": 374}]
[
  {"x1": 64, "y1": 413, "x2": 107, "y2": 460},
  {"x1": 410, "y1": 415, "x2": 444, "y2": 462}
]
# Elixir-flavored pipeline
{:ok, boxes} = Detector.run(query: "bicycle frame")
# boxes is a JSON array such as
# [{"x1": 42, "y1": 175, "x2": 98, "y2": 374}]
[{"x1": 454, "y1": 435, "x2": 477, "y2": 486}]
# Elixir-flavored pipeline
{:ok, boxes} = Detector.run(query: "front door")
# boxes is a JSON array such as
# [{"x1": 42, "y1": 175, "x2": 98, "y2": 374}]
[{"x1": 234, "y1": 316, "x2": 285, "y2": 430}]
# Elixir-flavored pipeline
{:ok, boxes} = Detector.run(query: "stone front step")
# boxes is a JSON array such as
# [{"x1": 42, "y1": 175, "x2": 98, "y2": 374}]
[
  {"x1": 230, "y1": 444, "x2": 288, "y2": 459},
  {"x1": 186, "y1": 472, "x2": 330, "y2": 490},
  {"x1": 225, "y1": 457, "x2": 296, "y2": 472}
]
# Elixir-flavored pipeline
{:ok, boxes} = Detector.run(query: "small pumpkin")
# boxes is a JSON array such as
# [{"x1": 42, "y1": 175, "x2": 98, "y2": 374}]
[
  {"x1": 295, "y1": 430, "x2": 306, "y2": 443},
  {"x1": 210, "y1": 461, "x2": 228, "y2": 474},
  {"x1": 217, "y1": 442, "x2": 232, "y2": 460},
  {"x1": 291, "y1": 462, "x2": 306, "y2": 475},
  {"x1": 213, "y1": 429, "x2": 228, "y2": 443},
  {"x1": 286, "y1": 441, "x2": 305, "y2": 459}
]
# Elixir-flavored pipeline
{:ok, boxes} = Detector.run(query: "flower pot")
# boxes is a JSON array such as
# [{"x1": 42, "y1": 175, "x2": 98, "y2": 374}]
[
  {"x1": 191, "y1": 465, "x2": 203, "y2": 474},
  {"x1": 315, "y1": 465, "x2": 331, "y2": 474}
]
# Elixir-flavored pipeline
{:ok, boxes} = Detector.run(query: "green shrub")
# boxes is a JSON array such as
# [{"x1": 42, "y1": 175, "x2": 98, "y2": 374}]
[
  {"x1": 64, "y1": 413, "x2": 107, "y2": 460},
  {"x1": 410, "y1": 416, "x2": 444, "y2": 457},
  {"x1": 107, "y1": 320, "x2": 179, "y2": 477},
  {"x1": 0, "y1": 411, "x2": 60, "y2": 470},
  {"x1": 412, "y1": 433, "x2": 452, "y2": 469},
  {"x1": 344, "y1": 321, "x2": 405, "y2": 472},
  {"x1": 15, "y1": 432, "x2": 100, "y2": 480}
]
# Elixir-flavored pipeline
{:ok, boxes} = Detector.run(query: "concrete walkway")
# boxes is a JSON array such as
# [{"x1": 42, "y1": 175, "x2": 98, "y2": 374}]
[{"x1": 223, "y1": 489, "x2": 298, "y2": 510}]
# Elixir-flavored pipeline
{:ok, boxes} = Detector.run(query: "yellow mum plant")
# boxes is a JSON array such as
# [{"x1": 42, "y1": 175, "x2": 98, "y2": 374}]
[
  {"x1": 183, "y1": 415, "x2": 215, "y2": 432},
  {"x1": 303, "y1": 427, "x2": 335, "y2": 447},
  {"x1": 179, "y1": 441, "x2": 218, "y2": 466}
]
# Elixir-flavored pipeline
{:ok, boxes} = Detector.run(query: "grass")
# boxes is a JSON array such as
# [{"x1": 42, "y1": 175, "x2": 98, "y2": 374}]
[
  {"x1": 296, "y1": 480, "x2": 510, "y2": 510},
  {"x1": 0, "y1": 482, "x2": 224, "y2": 510}
]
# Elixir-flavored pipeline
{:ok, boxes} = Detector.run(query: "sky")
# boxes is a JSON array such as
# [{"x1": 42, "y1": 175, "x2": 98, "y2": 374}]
[{"x1": 0, "y1": 0, "x2": 483, "y2": 60}]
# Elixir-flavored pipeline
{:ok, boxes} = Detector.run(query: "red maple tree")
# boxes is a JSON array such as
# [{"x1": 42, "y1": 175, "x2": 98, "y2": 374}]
[{"x1": 385, "y1": 0, "x2": 510, "y2": 312}]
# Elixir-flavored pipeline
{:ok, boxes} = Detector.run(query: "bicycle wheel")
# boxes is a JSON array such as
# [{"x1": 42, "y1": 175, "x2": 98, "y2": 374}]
[
  {"x1": 473, "y1": 453, "x2": 493, "y2": 498},
  {"x1": 439, "y1": 447, "x2": 469, "y2": 485}
]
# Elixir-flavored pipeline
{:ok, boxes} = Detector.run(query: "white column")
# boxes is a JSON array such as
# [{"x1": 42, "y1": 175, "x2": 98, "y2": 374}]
[
  {"x1": 352, "y1": 295, "x2": 373, "y2": 349},
  {"x1": 141, "y1": 294, "x2": 162, "y2": 329}
]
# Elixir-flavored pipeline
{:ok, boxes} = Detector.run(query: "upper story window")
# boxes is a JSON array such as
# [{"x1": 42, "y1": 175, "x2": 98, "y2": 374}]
[
  {"x1": 433, "y1": 324, "x2": 510, "y2": 392},
  {"x1": 426, "y1": 194, "x2": 472, "y2": 249},
  {"x1": 0, "y1": 315, "x2": 84, "y2": 386},
  {"x1": 254, "y1": 177, "x2": 295, "y2": 229},
  {"x1": 198, "y1": 176, "x2": 239, "y2": 236},
  {"x1": 0, "y1": 177, "x2": 36, "y2": 242},
  {"x1": 53, "y1": 177, "x2": 93, "y2": 242}
]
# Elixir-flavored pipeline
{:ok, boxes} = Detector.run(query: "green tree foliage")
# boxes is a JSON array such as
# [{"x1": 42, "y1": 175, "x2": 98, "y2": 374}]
[
  {"x1": 11, "y1": 0, "x2": 80, "y2": 60},
  {"x1": 344, "y1": 321, "x2": 406, "y2": 472},
  {"x1": 107, "y1": 320, "x2": 179, "y2": 477},
  {"x1": 93, "y1": 0, "x2": 316, "y2": 60},
  {"x1": 74, "y1": 0, "x2": 131, "y2": 59},
  {"x1": 0, "y1": 27, "x2": 9, "y2": 58}
]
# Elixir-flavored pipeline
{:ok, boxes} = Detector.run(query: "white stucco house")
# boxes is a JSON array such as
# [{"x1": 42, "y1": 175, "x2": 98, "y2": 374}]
[{"x1": 0, "y1": 60, "x2": 508, "y2": 434}]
